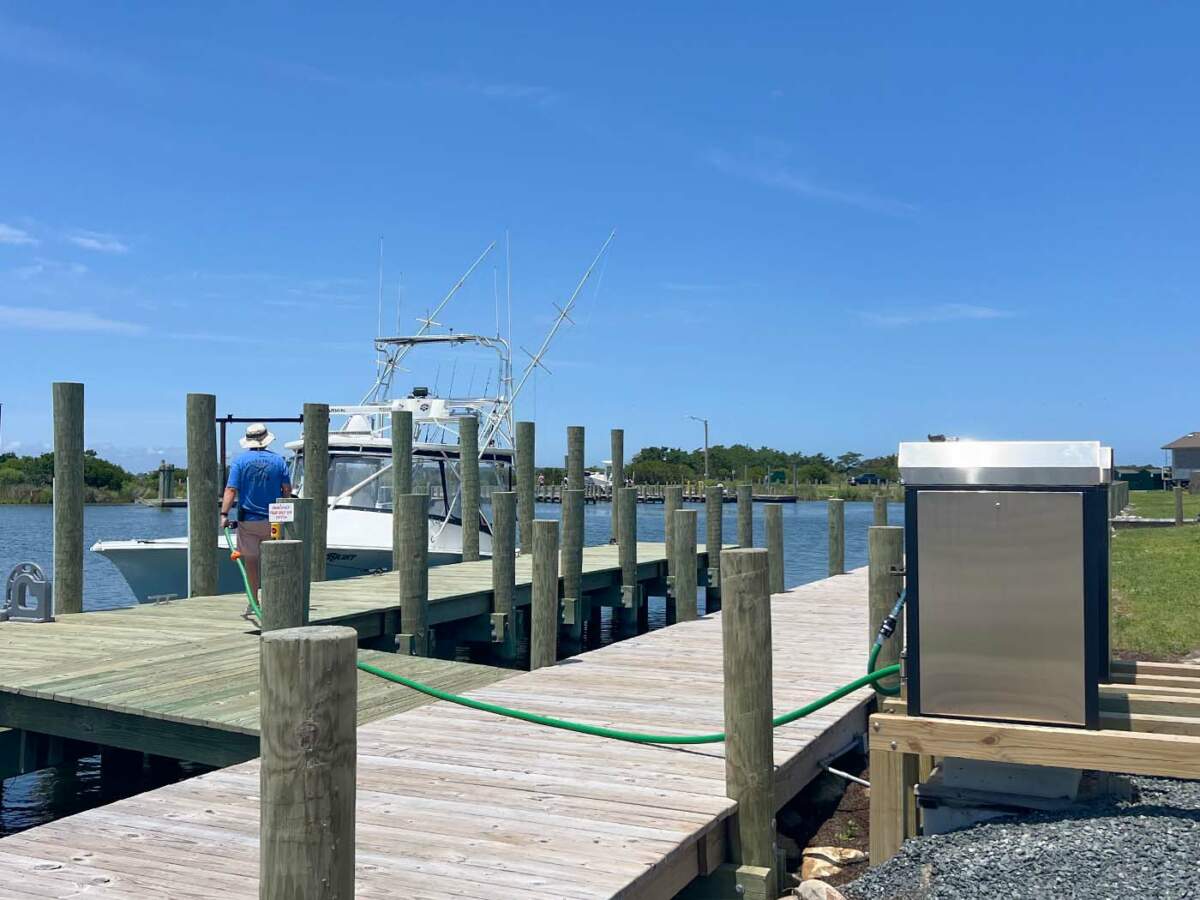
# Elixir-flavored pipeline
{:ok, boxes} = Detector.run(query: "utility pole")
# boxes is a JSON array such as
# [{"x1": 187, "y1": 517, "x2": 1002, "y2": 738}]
[{"x1": 687, "y1": 415, "x2": 710, "y2": 482}]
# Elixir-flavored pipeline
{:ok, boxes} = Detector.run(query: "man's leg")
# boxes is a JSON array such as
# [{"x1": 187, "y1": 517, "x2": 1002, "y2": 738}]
[{"x1": 238, "y1": 521, "x2": 271, "y2": 597}]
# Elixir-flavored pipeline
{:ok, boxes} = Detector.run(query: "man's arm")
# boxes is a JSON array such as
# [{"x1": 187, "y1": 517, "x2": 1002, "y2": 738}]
[{"x1": 220, "y1": 487, "x2": 237, "y2": 528}]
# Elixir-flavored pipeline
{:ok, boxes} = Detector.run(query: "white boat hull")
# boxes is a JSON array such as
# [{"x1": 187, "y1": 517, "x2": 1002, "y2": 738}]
[{"x1": 93, "y1": 511, "x2": 482, "y2": 604}]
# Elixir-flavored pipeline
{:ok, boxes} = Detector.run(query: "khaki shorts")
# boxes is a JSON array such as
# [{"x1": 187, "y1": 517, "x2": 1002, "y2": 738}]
[{"x1": 236, "y1": 520, "x2": 273, "y2": 563}]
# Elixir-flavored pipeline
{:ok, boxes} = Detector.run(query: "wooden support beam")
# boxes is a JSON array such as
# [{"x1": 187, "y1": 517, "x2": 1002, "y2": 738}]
[
  {"x1": 516, "y1": 421, "x2": 535, "y2": 554},
  {"x1": 396, "y1": 493, "x2": 429, "y2": 656},
  {"x1": 873, "y1": 492, "x2": 888, "y2": 526},
  {"x1": 736, "y1": 484, "x2": 753, "y2": 548},
  {"x1": 610, "y1": 428, "x2": 624, "y2": 542},
  {"x1": 52, "y1": 381, "x2": 84, "y2": 614},
  {"x1": 186, "y1": 392, "x2": 219, "y2": 598},
  {"x1": 302, "y1": 403, "x2": 330, "y2": 582},
  {"x1": 673, "y1": 509, "x2": 698, "y2": 621},
  {"x1": 530, "y1": 519, "x2": 559, "y2": 670},
  {"x1": 277, "y1": 496, "x2": 313, "y2": 611},
  {"x1": 869, "y1": 747, "x2": 907, "y2": 866},
  {"x1": 261, "y1": 540, "x2": 306, "y2": 632},
  {"x1": 615, "y1": 486, "x2": 639, "y2": 638},
  {"x1": 765, "y1": 503, "x2": 784, "y2": 594},
  {"x1": 705, "y1": 485, "x2": 724, "y2": 612},
  {"x1": 869, "y1": 712, "x2": 1200, "y2": 779},
  {"x1": 1111, "y1": 658, "x2": 1200, "y2": 680},
  {"x1": 391, "y1": 409, "x2": 413, "y2": 567},
  {"x1": 561, "y1": 488, "x2": 585, "y2": 644},
  {"x1": 827, "y1": 498, "x2": 845, "y2": 576},
  {"x1": 490, "y1": 491, "x2": 517, "y2": 660},
  {"x1": 459, "y1": 414, "x2": 480, "y2": 563}
]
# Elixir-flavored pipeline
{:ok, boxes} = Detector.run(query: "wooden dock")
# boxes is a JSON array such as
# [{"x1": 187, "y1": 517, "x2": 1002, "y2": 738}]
[
  {"x1": 0, "y1": 568, "x2": 872, "y2": 899},
  {"x1": 0, "y1": 542, "x2": 690, "y2": 775}
]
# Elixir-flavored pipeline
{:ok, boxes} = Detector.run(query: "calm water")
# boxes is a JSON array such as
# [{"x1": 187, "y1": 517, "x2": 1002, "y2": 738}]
[{"x1": 0, "y1": 498, "x2": 901, "y2": 835}]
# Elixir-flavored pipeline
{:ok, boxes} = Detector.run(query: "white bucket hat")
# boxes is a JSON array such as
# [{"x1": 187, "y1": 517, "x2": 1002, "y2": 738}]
[{"x1": 239, "y1": 422, "x2": 275, "y2": 449}]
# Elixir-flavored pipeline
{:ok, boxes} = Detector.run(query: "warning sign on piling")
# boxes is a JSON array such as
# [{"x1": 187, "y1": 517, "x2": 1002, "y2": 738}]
[{"x1": 268, "y1": 502, "x2": 295, "y2": 524}]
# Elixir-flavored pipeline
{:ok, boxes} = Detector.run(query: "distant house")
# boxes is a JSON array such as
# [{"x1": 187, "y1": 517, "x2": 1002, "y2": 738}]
[
  {"x1": 1116, "y1": 465, "x2": 1162, "y2": 491},
  {"x1": 1163, "y1": 432, "x2": 1200, "y2": 485}
]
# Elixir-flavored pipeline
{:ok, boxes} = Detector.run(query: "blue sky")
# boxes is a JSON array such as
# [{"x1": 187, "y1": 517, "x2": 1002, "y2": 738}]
[{"x1": 1, "y1": 3, "x2": 1196, "y2": 469}]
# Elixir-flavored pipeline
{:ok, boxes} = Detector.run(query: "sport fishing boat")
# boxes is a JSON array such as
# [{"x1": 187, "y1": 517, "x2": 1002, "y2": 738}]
[{"x1": 93, "y1": 233, "x2": 615, "y2": 602}]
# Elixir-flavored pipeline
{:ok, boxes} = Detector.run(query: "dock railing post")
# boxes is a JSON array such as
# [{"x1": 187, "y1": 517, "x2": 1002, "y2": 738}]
[
  {"x1": 615, "y1": 486, "x2": 639, "y2": 638},
  {"x1": 1175, "y1": 485, "x2": 1185, "y2": 525},
  {"x1": 561, "y1": 488, "x2": 585, "y2": 646},
  {"x1": 610, "y1": 428, "x2": 625, "y2": 542},
  {"x1": 873, "y1": 492, "x2": 888, "y2": 526},
  {"x1": 567, "y1": 425, "x2": 584, "y2": 490},
  {"x1": 260, "y1": 540, "x2": 307, "y2": 632},
  {"x1": 186, "y1": 392, "x2": 219, "y2": 598},
  {"x1": 672, "y1": 508, "x2": 698, "y2": 621},
  {"x1": 260, "y1": 625, "x2": 356, "y2": 900},
  {"x1": 302, "y1": 403, "x2": 330, "y2": 582},
  {"x1": 736, "y1": 483, "x2": 753, "y2": 548},
  {"x1": 828, "y1": 498, "x2": 845, "y2": 576},
  {"x1": 705, "y1": 485, "x2": 724, "y2": 612},
  {"x1": 391, "y1": 410, "x2": 413, "y2": 567},
  {"x1": 52, "y1": 382, "x2": 85, "y2": 614},
  {"x1": 516, "y1": 421, "x2": 535, "y2": 554},
  {"x1": 490, "y1": 491, "x2": 517, "y2": 660},
  {"x1": 278, "y1": 497, "x2": 313, "y2": 611},
  {"x1": 396, "y1": 493, "x2": 429, "y2": 656},
  {"x1": 460, "y1": 415, "x2": 481, "y2": 562},
  {"x1": 868, "y1": 526, "x2": 904, "y2": 689},
  {"x1": 721, "y1": 548, "x2": 778, "y2": 899},
  {"x1": 765, "y1": 503, "x2": 784, "y2": 594},
  {"x1": 531, "y1": 519, "x2": 560, "y2": 669},
  {"x1": 664, "y1": 484, "x2": 683, "y2": 621}
]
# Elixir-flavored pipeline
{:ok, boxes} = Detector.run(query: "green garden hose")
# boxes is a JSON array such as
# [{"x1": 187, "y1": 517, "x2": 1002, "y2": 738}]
[
  {"x1": 234, "y1": 543, "x2": 904, "y2": 745},
  {"x1": 870, "y1": 590, "x2": 907, "y2": 697}
]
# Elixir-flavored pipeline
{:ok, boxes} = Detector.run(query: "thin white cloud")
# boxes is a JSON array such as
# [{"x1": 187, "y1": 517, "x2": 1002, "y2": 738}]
[
  {"x1": 0, "y1": 13, "x2": 148, "y2": 85},
  {"x1": 0, "y1": 223, "x2": 38, "y2": 246},
  {"x1": 67, "y1": 230, "x2": 129, "y2": 254},
  {"x1": 860, "y1": 304, "x2": 1014, "y2": 327},
  {"x1": 0, "y1": 304, "x2": 147, "y2": 335},
  {"x1": 706, "y1": 148, "x2": 916, "y2": 217},
  {"x1": 424, "y1": 74, "x2": 561, "y2": 108}
]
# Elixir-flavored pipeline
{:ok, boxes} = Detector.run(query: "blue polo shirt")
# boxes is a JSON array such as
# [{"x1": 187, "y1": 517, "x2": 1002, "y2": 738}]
[{"x1": 227, "y1": 449, "x2": 291, "y2": 521}]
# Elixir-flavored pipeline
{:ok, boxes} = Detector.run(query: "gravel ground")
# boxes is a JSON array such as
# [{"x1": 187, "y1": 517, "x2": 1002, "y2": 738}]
[{"x1": 843, "y1": 776, "x2": 1200, "y2": 899}]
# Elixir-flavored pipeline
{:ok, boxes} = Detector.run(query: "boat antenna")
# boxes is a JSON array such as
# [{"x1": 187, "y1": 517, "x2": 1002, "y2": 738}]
[
  {"x1": 376, "y1": 235, "x2": 384, "y2": 376},
  {"x1": 482, "y1": 229, "x2": 616, "y2": 448},
  {"x1": 396, "y1": 272, "x2": 403, "y2": 333}
]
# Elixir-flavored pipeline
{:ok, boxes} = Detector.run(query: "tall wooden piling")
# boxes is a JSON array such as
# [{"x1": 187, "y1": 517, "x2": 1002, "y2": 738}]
[
  {"x1": 531, "y1": 519, "x2": 560, "y2": 670},
  {"x1": 396, "y1": 493, "x2": 429, "y2": 656},
  {"x1": 1176, "y1": 486, "x2": 1185, "y2": 525},
  {"x1": 615, "y1": 486, "x2": 638, "y2": 637},
  {"x1": 873, "y1": 493, "x2": 888, "y2": 526},
  {"x1": 705, "y1": 485, "x2": 724, "y2": 612},
  {"x1": 672, "y1": 509, "x2": 698, "y2": 621},
  {"x1": 52, "y1": 382, "x2": 84, "y2": 614},
  {"x1": 186, "y1": 392, "x2": 219, "y2": 598},
  {"x1": 828, "y1": 498, "x2": 845, "y2": 576},
  {"x1": 868, "y1": 526, "x2": 904, "y2": 688},
  {"x1": 260, "y1": 625, "x2": 356, "y2": 900},
  {"x1": 302, "y1": 403, "x2": 330, "y2": 582},
  {"x1": 567, "y1": 425, "x2": 585, "y2": 490},
  {"x1": 516, "y1": 421, "x2": 535, "y2": 553},
  {"x1": 610, "y1": 428, "x2": 625, "y2": 542},
  {"x1": 664, "y1": 484, "x2": 683, "y2": 617},
  {"x1": 720, "y1": 548, "x2": 777, "y2": 899},
  {"x1": 736, "y1": 483, "x2": 753, "y2": 548},
  {"x1": 765, "y1": 503, "x2": 784, "y2": 594},
  {"x1": 561, "y1": 488, "x2": 585, "y2": 645},
  {"x1": 491, "y1": 491, "x2": 517, "y2": 660},
  {"x1": 260, "y1": 540, "x2": 307, "y2": 632},
  {"x1": 460, "y1": 415, "x2": 481, "y2": 562},
  {"x1": 391, "y1": 410, "x2": 413, "y2": 567},
  {"x1": 278, "y1": 497, "x2": 313, "y2": 611}
]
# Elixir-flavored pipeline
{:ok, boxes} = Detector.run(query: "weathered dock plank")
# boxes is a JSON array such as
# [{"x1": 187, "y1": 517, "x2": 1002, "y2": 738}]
[{"x1": 0, "y1": 569, "x2": 872, "y2": 899}]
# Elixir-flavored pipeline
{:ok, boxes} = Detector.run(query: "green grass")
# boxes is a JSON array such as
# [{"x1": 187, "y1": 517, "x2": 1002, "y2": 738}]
[
  {"x1": 1127, "y1": 489, "x2": 1200, "y2": 520},
  {"x1": 1110, "y1": 525, "x2": 1200, "y2": 658}
]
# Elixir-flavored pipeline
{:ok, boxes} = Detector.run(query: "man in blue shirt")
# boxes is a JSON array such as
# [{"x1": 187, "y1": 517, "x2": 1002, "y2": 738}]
[{"x1": 220, "y1": 423, "x2": 292, "y2": 597}]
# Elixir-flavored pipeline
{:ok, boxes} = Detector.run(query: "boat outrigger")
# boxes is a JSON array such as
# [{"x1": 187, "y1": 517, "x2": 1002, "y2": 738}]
[{"x1": 93, "y1": 232, "x2": 615, "y2": 603}]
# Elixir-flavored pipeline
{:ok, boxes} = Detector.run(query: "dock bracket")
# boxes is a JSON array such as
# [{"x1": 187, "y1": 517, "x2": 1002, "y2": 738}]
[
  {"x1": 5, "y1": 562, "x2": 53, "y2": 623},
  {"x1": 664, "y1": 574, "x2": 675, "y2": 601},
  {"x1": 489, "y1": 612, "x2": 508, "y2": 643},
  {"x1": 561, "y1": 597, "x2": 579, "y2": 627},
  {"x1": 620, "y1": 584, "x2": 641, "y2": 609},
  {"x1": 706, "y1": 567, "x2": 719, "y2": 589}
]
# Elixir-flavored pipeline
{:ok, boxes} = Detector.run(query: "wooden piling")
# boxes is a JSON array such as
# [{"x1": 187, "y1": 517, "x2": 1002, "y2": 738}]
[
  {"x1": 391, "y1": 410, "x2": 413, "y2": 567},
  {"x1": 567, "y1": 425, "x2": 585, "y2": 490},
  {"x1": 516, "y1": 421, "x2": 535, "y2": 553},
  {"x1": 260, "y1": 625, "x2": 356, "y2": 900},
  {"x1": 672, "y1": 509, "x2": 698, "y2": 621},
  {"x1": 705, "y1": 485, "x2": 724, "y2": 612},
  {"x1": 460, "y1": 415, "x2": 480, "y2": 562},
  {"x1": 610, "y1": 428, "x2": 625, "y2": 542},
  {"x1": 52, "y1": 382, "x2": 84, "y2": 614},
  {"x1": 664, "y1": 484, "x2": 683, "y2": 617},
  {"x1": 277, "y1": 497, "x2": 313, "y2": 611},
  {"x1": 615, "y1": 486, "x2": 638, "y2": 637},
  {"x1": 720, "y1": 548, "x2": 777, "y2": 898},
  {"x1": 765, "y1": 503, "x2": 784, "y2": 594},
  {"x1": 1176, "y1": 486, "x2": 1185, "y2": 525},
  {"x1": 868, "y1": 526, "x2": 904, "y2": 689},
  {"x1": 561, "y1": 488, "x2": 585, "y2": 644},
  {"x1": 736, "y1": 483, "x2": 753, "y2": 548},
  {"x1": 396, "y1": 493, "x2": 429, "y2": 656},
  {"x1": 303, "y1": 403, "x2": 330, "y2": 582},
  {"x1": 186, "y1": 392, "x2": 219, "y2": 598},
  {"x1": 490, "y1": 491, "x2": 517, "y2": 660},
  {"x1": 873, "y1": 493, "x2": 888, "y2": 526},
  {"x1": 828, "y1": 498, "x2": 845, "y2": 576},
  {"x1": 531, "y1": 519, "x2": 560, "y2": 670},
  {"x1": 260, "y1": 540, "x2": 307, "y2": 632}
]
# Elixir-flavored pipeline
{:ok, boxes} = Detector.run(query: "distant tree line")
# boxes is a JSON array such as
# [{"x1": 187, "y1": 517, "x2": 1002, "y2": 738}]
[
  {"x1": 624, "y1": 445, "x2": 898, "y2": 485},
  {"x1": 0, "y1": 451, "x2": 162, "y2": 503}
]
